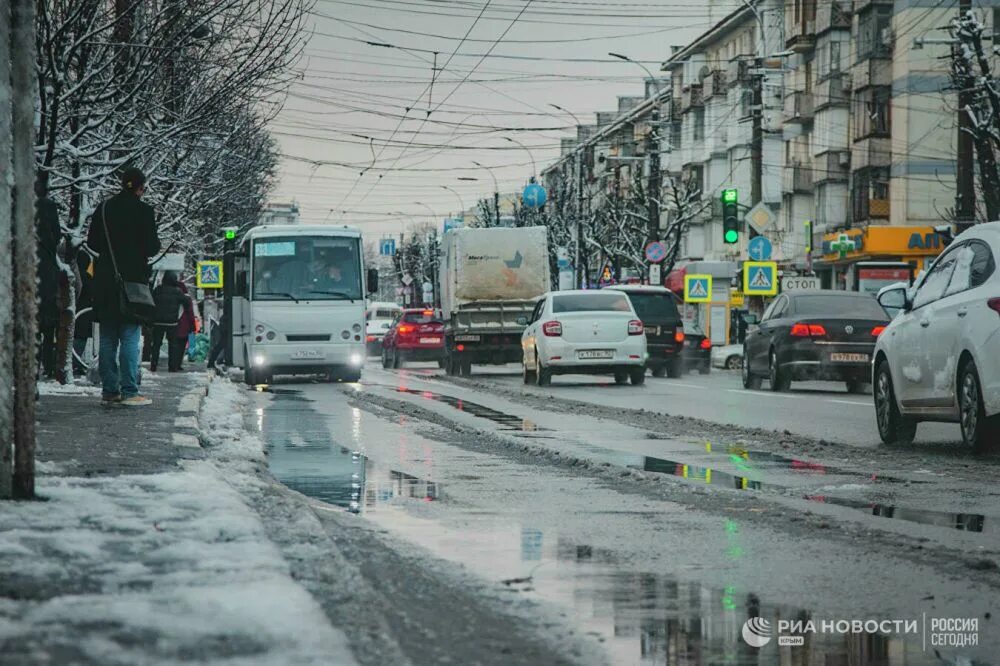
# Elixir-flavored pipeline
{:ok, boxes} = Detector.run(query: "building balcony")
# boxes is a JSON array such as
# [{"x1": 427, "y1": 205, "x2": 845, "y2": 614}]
[
  {"x1": 817, "y1": 150, "x2": 851, "y2": 183},
  {"x1": 680, "y1": 85, "x2": 704, "y2": 113},
  {"x1": 784, "y1": 91, "x2": 815, "y2": 124},
  {"x1": 786, "y1": 18, "x2": 816, "y2": 53},
  {"x1": 702, "y1": 69, "x2": 727, "y2": 99},
  {"x1": 852, "y1": 58, "x2": 891, "y2": 90},
  {"x1": 783, "y1": 162, "x2": 815, "y2": 193},
  {"x1": 814, "y1": 73, "x2": 851, "y2": 109},
  {"x1": 726, "y1": 58, "x2": 751, "y2": 86},
  {"x1": 816, "y1": 1, "x2": 850, "y2": 34},
  {"x1": 852, "y1": 137, "x2": 891, "y2": 168},
  {"x1": 852, "y1": 0, "x2": 891, "y2": 14}
]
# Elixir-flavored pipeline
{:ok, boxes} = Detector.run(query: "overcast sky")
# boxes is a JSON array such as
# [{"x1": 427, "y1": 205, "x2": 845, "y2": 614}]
[{"x1": 270, "y1": 0, "x2": 733, "y2": 237}]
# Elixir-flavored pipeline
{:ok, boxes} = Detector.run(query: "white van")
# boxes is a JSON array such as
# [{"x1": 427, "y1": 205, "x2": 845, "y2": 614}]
[
  {"x1": 232, "y1": 225, "x2": 378, "y2": 384},
  {"x1": 365, "y1": 301, "x2": 402, "y2": 355}
]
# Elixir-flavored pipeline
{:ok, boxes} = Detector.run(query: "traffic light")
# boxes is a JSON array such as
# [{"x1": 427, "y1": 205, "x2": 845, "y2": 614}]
[
  {"x1": 803, "y1": 219, "x2": 813, "y2": 253},
  {"x1": 721, "y1": 189, "x2": 739, "y2": 244}
]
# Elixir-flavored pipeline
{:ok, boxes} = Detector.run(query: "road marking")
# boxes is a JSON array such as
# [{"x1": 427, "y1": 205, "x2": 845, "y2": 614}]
[
  {"x1": 724, "y1": 389, "x2": 807, "y2": 400},
  {"x1": 830, "y1": 399, "x2": 871, "y2": 407},
  {"x1": 663, "y1": 382, "x2": 706, "y2": 390}
]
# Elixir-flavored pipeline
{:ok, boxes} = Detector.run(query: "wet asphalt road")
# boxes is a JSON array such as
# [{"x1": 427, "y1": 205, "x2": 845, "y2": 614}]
[{"x1": 250, "y1": 360, "x2": 1000, "y2": 665}]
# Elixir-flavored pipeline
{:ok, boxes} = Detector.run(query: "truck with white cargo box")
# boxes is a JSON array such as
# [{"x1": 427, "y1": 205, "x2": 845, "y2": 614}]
[{"x1": 438, "y1": 226, "x2": 550, "y2": 376}]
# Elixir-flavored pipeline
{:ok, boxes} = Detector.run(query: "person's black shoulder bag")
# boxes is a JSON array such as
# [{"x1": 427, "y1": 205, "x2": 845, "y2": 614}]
[{"x1": 100, "y1": 200, "x2": 156, "y2": 322}]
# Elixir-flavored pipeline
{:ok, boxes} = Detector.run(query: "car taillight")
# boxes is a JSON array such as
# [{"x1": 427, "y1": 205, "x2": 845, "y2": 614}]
[
  {"x1": 791, "y1": 323, "x2": 827, "y2": 338},
  {"x1": 871, "y1": 326, "x2": 886, "y2": 337},
  {"x1": 542, "y1": 321, "x2": 562, "y2": 337},
  {"x1": 422, "y1": 310, "x2": 434, "y2": 316},
  {"x1": 366, "y1": 335, "x2": 376, "y2": 342},
  {"x1": 700, "y1": 338, "x2": 711, "y2": 350},
  {"x1": 398, "y1": 325, "x2": 413, "y2": 334},
  {"x1": 989, "y1": 298, "x2": 1000, "y2": 316},
  {"x1": 628, "y1": 319, "x2": 644, "y2": 335},
  {"x1": 674, "y1": 330, "x2": 685, "y2": 343}
]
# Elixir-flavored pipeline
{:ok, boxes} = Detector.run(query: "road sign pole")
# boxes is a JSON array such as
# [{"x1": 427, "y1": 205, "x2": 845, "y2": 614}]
[{"x1": 222, "y1": 228, "x2": 237, "y2": 366}]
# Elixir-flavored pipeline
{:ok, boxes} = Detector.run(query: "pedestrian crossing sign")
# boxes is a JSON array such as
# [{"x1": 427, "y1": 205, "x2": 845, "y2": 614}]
[
  {"x1": 743, "y1": 261, "x2": 778, "y2": 296},
  {"x1": 196, "y1": 260, "x2": 224, "y2": 289},
  {"x1": 684, "y1": 274, "x2": 712, "y2": 303}
]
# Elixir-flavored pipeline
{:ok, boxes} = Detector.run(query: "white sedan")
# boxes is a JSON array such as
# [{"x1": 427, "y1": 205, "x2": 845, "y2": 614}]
[
  {"x1": 521, "y1": 290, "x2": 647, "y2": 386},
  {"x1": 874, "y1": 221, "x2": 1000, "y2": 446},
  {"x1": 712, "y1": 344, "x2": 744, "y2": 370}
]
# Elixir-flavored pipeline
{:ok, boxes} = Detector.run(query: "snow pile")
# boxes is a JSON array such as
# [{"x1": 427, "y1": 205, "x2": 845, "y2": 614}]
[
  {"x1": 0, "y1": 376, "x2": 357, "y2": 665},
  {"x1": 36, "y1": 379, "x2": 101, "y2": 396}
]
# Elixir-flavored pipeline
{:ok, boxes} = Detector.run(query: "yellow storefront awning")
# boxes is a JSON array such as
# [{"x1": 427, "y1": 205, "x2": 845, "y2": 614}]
[{"x1": 819, "y1": 226, "x2": 946, "y2": 264}]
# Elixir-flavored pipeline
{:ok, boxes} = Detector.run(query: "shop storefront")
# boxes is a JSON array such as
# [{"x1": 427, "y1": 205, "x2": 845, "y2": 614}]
[{"x1": 816, "y1": 226, "x2": 946, "y2": 291}]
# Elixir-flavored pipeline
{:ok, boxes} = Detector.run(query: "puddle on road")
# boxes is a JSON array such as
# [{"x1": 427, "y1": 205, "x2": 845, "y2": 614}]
[
  {"x1": 394, "y1": 386, "x2": 548, "y2": 432},
  {"x1": 384, "y1": 383, "x2": 993, "y2": 537},
  {"x1": 254, "y1": 387, "x2": 971, "y2": 666}
]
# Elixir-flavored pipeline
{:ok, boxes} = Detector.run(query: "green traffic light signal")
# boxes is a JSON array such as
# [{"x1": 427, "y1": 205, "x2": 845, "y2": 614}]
[
  {"x1": 722, "y1": 188, "x2": 738, "y2": 203},
  {"x1": 224, "y1": 229, "x2": 236, "y2": 240},
  {"x1": 724, "y1": 229, "x2": 739, "y2": 244}
]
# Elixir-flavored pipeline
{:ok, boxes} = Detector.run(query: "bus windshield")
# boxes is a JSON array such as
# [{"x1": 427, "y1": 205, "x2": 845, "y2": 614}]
[{"x1": 252, "y1": 236, "x2": 362, "y2": 301}]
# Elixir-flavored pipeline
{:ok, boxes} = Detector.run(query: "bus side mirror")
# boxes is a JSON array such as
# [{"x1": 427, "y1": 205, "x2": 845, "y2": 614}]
[{"x1": 366, "y1": 268, "x2": 379, "y2": 294}]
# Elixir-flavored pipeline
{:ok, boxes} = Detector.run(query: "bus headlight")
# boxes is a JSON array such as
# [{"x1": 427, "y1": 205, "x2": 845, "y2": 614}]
[
  {"x1": 352, "y1": 323, "x2": 362, "y2": 333},
  {"x1": 253, "y1": 354, "x2": 266, "y2": 367},
  {"x1": 255, "y1": 324, "x2": 265, "y2": 334},
  {"x1": 349, "y1": 353, "x2": 363, "y2": 366}
]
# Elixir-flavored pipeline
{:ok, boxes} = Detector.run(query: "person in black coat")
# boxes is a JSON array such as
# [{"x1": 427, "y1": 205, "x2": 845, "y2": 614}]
[
  {"x1": 35, "y1": 178, "x2": 62, "y2": 378},
  {"x1": 86, "y1": 167, "x2": 160, "y2": 405},
  {"x1": 149, "y1": 271, "x2": 189, "y2": 372}
]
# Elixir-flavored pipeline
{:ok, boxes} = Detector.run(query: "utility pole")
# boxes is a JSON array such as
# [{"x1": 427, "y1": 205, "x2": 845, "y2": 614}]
[
  {"x1": 954, "y1": 0, "x2": 977, "y2": 231},
  {"x1": 750, "y1": 67, "x2": 763, "y2": 214},
  {"x1": 0, "y1": 0, "x2": 14, "y2": 498},
  {"x1": 646, "y1": 95, "x2": 661, "y2": 253},
  {"x1": 577, "y1": 150, "x2": 585, "y2": 287}
]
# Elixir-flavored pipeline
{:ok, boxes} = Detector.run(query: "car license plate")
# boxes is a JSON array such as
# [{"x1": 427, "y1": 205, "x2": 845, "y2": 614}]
[
  {"x1": 292, "y1": 350, "x2": 325, "y2": 360},
  {"x1": 644, "y1": 325, "x2": 659, "y2": 336},
  {"x1": 419, "y1": 337, "x2": 441, "y2": 344},
  {"x1": 578, "y1": 349, "x2": 614, "y2": 360},
  {"x1": 830, "y1": 352, "x2": 868, "y2": 363},
  {"x1": 454, "y1": 334, "x2": 480, "y2": 342}
]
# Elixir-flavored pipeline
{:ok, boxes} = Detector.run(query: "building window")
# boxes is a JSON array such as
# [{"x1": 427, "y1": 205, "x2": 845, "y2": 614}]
[
  {"x1": 857, "y1": 5, "x2": 892, "y2": 61},
  {"x1": 670, "y1": 120, "x2": 682, "y2": 152},
  {"x1": 853, "y1": 86, "x2": 890, "y2": 139},
  {"x1": 851, "y1": 166, "x2": 890, "y2": 222},
  {"x1": 693, "y1": 108, "x2": 705, "y2": 141}
]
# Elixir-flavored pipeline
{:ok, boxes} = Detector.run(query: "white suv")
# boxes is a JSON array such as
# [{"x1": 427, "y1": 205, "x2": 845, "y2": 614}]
[{"x1": 873, "y1": 222, "x2": 1000, "y2": 446}]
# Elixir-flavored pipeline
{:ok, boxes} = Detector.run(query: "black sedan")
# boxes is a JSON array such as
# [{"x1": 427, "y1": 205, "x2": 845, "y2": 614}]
[{"x1": 742, "y1": 290, "x2": 890, "y2": 393}]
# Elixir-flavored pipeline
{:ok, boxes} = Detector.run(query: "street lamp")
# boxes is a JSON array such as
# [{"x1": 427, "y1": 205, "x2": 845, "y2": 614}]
[
  {"x1": 549, "y1": 104, "x2": 586, "y2": 286},
  {"x1": 440, "y1": 185, "x2": 465, "y2": 219},
  {"x1": 472, "y1": 161, "x2": 502, "y2": 227},
  {"x1": 504, "y1": 136, "x2": 537, "y2": 181},
  {"x1": 609, "y1": 51, "x2": 664, "y2": 280}
]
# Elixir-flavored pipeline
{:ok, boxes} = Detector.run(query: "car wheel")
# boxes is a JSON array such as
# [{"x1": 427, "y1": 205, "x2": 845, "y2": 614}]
[
  {"x1": 460, "y1": 359, "x2": 473, "y2": 377},
  {"x1": 381, "y1": 348, "x2": 391, "y2": 369},
  {"x1": 666, "y1": 358, "x2": 683, "y2": 378},
  {"x1": 629, "y1": 367, "x2": 646, "y2": 385},
  {"x1": 614, "y1": 369, "x2": 629, "y2": 385},
  {"x1": 444, "y1": 355, "x2": 457, "y2": 376},
  {"x1": 958, "y1": 360, "x2": 999, "y2": 448},
  {"x1": 874, "y1": 360, "x2": 917, "y2": 445},
  {"x1": 522, "y1": 352, "x2": 537, "y2": 384},
  {"x1": 698, "y1": 363, "x2": 711, "y2": 375},
  {"x1": 769, "y1": 349, "x2": 790, "y2": 392},
  {"x1": 726, "y1": 355, "x2": 743, "y2": 370},
  {"x1": 651, "y1": 365, "x2": 666, "y2": 378},
  {"x1": 846, "y1": 380, "x2": 868, "y2": 394},
  {"x1": 742, "y1": 349, "x2": 761, "y2": 389},
  {"x1": 392, "y1": 350, "x2": 402, "y2": 369},
  {"x1": 534, "y1": 352, "x2": 551, "y2": 386},
  {"x1": 437, "y1": 358, "x2": 446, "y2": 369}
]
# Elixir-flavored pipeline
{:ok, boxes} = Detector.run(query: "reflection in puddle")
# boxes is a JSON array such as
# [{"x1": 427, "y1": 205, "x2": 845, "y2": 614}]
[
  {"x1": 807, "y1": 495, "x2": 987, "y2": 534},
  {"x1": 394, "y1": 387, "x2": 547, "y2": 432}
]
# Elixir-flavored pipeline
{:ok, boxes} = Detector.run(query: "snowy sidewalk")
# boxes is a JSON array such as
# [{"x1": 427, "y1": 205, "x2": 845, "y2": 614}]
[{"x1": 0, "y1": 372, "x2": 356, "y2": 665}]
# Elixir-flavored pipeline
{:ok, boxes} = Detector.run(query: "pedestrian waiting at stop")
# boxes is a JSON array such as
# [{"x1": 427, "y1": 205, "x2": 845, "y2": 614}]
[
  {"x1": 86, "y1": 167, "x2": 160, "y2": 406},
  {"x1": 149, "y1": 271, "x2": 189, "y2": 372}
]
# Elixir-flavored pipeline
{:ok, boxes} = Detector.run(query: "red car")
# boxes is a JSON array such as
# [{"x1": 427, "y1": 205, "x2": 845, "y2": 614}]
[{"x1": 381, "y1": 309, "x2": 446, "y2": 369}]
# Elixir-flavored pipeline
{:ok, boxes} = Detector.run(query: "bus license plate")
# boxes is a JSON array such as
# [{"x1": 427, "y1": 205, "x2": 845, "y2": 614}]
[
  {"x1": 578, "y1": 350, "x2": 614, "y2": 360},
  {"x1": 292, "y1": 350, "x2": 325, "y2": 360},
  {"x1": 420, "y1": 337, "x2": 441, "y2": 344},
  {"x1": 830, "y1": 353, "x2": 867, "y2": 363}
]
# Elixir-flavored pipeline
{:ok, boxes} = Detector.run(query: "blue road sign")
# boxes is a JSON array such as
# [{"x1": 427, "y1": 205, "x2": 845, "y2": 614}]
[
  {"x1": 443, "y1": 217, "x2": 464, "y2": 233},
  {"x1": 743, "y1": 261, "x2": 778, "y2": 296},
  {"x1": 379, "y1": 238, "x2": 396, "y2": 256},
  {"x1": 747, "y1": 236, "x2": 773, "y2": 262},
  {"x1": 644, "y1": 240, "x2": 667, "y2": 263}
]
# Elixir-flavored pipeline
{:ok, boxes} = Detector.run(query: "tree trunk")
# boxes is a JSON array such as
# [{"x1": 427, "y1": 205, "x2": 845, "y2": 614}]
[
  {"x1": 11, "y1": 0, "x2": 38, "y2": 500},
  {"x1": 0, "y1": 1, "x2": 15, "y2": 499}
]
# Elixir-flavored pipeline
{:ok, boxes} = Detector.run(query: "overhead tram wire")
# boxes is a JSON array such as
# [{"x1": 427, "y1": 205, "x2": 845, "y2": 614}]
[{"x1": 331, "y1": 0, "x2": 497, "y2": 211}]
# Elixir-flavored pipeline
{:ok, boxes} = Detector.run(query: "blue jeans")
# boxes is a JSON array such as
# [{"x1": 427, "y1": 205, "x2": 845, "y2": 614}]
[{"x1": 99, "y1": 321, "x2": 141, "y2": 398}]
